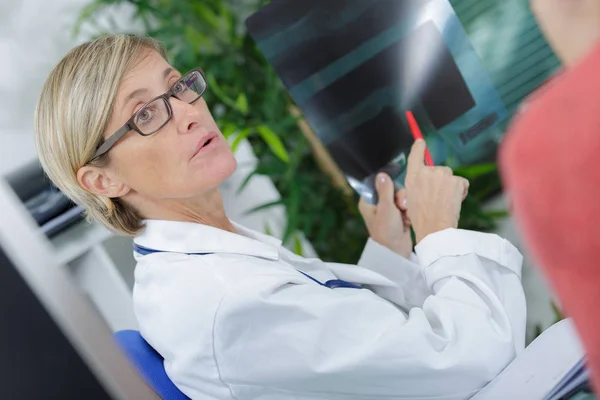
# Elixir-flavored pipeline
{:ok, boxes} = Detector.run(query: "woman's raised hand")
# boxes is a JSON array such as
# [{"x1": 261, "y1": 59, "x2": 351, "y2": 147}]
[
  {"x1": 405, "y1": 139, "x2": 469, "y2": 243},
  {"x1": 359, "y1": 173, "x2": 413, "y2": 259}
]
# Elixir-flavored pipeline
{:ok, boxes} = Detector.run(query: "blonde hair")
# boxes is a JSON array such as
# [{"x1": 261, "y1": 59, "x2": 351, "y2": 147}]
[{"x1": 35, "y1": 34, "x2": 166, "y2": 236}]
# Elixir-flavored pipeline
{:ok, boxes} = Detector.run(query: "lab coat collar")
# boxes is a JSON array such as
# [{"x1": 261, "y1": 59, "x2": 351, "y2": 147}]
[{"x1": 134, "y1": 219, "x2": 281, "y2": 260}]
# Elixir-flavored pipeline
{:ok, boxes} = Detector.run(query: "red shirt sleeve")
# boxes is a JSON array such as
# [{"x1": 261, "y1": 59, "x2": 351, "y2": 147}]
[{"x1": 500, "y1": 41, "x2": 600, "y2": 388}]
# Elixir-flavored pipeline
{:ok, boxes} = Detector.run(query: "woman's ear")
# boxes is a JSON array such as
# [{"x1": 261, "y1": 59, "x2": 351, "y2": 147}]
[{"x1": 77, "y1": 165, "x2": 130, "y2": 198}]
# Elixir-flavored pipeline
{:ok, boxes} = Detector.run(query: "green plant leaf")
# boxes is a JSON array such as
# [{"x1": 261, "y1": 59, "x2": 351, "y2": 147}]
[
  {"x1": 235, "y1": 93, "x2": 249, "y2": 115},
  {"x1": 243, "y1": 200, "x2": 284, "y2": 216},
  {"x1": 264, "y1": 222, "x2": 273, "y2": 237},
  {"x1": 454, "y1": 163, "x2": 498, "y2": 179},
  {"x1": 191, "y1": 2, "x2": 221, "y2": 31},
  {"x1": 293, "y1": 234, "x2": 304, "y2": 256},
  {"x1": 184, "y1": 25, "x2": 213, "y2": 50},
  {"x1": 246, "y1": 159, "x2": 287, "y2": 181},
  {"x1": 206, "y1": 73, "x2": 237, "y2": 109},
  {"x1": 221, "y1": 123, "x2": 237, "y2": 139},
  {"x1": 283, "y1": 137, "x2": 307, "y2": 183},
  {"x1": 317, "y1": 211, "x2": 336, "y2": 245},
  {"x1": 230, "y1": 128, "x2": 251, "y2": 153},
  {"x1": 483, "y1": 210, "x2": 509, "y2": 219},
  {"x1": 257, "y1": 125, "x2": 290, "y2": 163},
  {"x1": 237, "y1": 170, "x2": 257, "y2": 195}
]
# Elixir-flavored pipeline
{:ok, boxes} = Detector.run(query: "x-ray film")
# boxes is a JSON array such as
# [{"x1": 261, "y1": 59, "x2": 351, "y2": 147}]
[{"x1": 246, "y1": 0, "x2": 506, "y2": 202}]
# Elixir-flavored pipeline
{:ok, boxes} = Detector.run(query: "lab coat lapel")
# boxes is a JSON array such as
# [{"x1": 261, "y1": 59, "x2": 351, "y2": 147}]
[
  {"x1": 135, "y1": 220, "x2": 280, "y2": 260},
  {"x1": 326, "y1": 263, "x2": 410, "y2": 308}
]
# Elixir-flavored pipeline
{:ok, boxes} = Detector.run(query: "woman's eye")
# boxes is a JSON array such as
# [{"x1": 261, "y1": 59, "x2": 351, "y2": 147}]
[
  {"x1": 173, "y1": 81, "x2": 187, "y2": 93},
  {"x1": 136, "y1": 108, "x2": 154, "y2": 124}
]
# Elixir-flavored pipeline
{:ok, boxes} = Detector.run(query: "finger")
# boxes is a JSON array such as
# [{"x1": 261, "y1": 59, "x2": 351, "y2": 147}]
[
  {"x1": 358, "y1": 197, "x2": 376, "y2": 217},
  {"x1": 437, "y1": 166, "x2": 453, "y2": 176},
  {"x1": 401, "y1": 210, "x2": 412, "y2": 229},
  {"x1": 406, "y1": 139, "x2": 426, "y2": 177},
  {"x1": 454, "y1": 177, "x2": 470, "y2": 200},
  {"x1": 461, "y1": 177, "x2": 470, "y2": 200},
  {"x1": 395, "y1": 188, "x2": 408, "y2": 211},
  {"x1": 375, "y1": 173, "x2": 395, "y2": 213}
]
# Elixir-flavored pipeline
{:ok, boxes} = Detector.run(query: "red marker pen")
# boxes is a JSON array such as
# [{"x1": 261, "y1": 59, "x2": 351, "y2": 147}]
[{"x1": 406, "y1": 110, "x2": 434, "y2": 166}]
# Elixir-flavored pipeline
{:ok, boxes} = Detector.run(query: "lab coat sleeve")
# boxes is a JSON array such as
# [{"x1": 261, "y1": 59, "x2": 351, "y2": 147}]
[
  {"x1": 213, "y1": 229, "x2": 526, "y2": 399},
  {"x1": 358, "y1": 238, "x2": 430, "y2": 307}
]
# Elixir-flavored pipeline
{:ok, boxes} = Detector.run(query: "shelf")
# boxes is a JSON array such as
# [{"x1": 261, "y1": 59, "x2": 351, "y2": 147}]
[
  {"x1": 50, "y1": 220, "x2": 114, "y2": 265},
  {"x1": 69, "y1": 245, "x2": 138, "y2": 332}
]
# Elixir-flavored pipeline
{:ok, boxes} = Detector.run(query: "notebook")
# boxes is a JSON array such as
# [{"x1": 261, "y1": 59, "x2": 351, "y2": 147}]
[{"x1": 472, "y1": 319, "x2": 592, "y2": 400}]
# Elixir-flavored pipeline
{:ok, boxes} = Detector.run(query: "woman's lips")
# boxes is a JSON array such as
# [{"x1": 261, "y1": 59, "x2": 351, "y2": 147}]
[{"x1": 191, "y1": 132, "x2": 219, "y2": 159}]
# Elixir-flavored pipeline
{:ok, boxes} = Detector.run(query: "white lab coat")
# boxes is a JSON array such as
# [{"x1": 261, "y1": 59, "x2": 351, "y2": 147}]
[{"x1": 133, "y1": 219, "x2": 525, "y2": 400}]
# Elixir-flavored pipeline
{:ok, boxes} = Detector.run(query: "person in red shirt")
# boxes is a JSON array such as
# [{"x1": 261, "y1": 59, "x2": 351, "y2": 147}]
[{"x1": 500, "y1": 0, "x2": 600, "y2": 389}]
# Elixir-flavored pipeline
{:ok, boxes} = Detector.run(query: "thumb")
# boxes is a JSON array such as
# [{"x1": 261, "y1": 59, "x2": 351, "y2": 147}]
[
  {"x1": 358, "y1": 196, "x2": 376, "y2": 219},
  {"x1": 395, "y1": 188, "x2": 408, "y2": 211},
  {"x1": 375, "y1": 173, "x2": 395, "y2": 213}
]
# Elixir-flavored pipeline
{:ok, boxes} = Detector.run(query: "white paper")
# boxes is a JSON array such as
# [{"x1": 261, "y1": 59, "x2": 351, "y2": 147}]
[{"x1": 472, "y1": 319, "x2": 585, "y2": 400}]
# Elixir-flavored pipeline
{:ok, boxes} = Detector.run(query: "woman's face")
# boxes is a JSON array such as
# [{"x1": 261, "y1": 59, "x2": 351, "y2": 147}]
[
  {"x1": 100, "y1": 50, "x2": 237, "y2": 201},
  {"x1": 530, "y1": 0, "x2": 600, "y2": 66}
]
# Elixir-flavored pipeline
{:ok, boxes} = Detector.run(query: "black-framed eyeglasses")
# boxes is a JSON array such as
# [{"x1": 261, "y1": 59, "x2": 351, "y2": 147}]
[{"x1": 91, "y1": 67, "x2": 207, "y2": 161}]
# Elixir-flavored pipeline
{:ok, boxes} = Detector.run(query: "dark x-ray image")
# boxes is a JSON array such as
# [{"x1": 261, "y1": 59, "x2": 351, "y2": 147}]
[
  {"x1": 327, "y1": 107, "x2": 412, "y2": 181},
  {"x1": 247, "y1": 0, "x2": 506, "y2": 200}
]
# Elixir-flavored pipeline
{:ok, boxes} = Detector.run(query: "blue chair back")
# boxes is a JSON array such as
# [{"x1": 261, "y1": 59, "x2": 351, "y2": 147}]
[{"x1": 114, "y1": 330, "x2": 190, "y2": 400}]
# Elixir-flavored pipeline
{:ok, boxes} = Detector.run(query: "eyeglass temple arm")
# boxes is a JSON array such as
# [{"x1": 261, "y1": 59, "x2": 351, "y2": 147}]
[{"x1": 92, "y1": 124, "x2": 131, "y2": 159}]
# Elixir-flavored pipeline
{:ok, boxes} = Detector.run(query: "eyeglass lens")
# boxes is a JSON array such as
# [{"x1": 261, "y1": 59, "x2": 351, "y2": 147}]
[{"x1": 134, "y1": 70, "x2": 206, "y2": 134}]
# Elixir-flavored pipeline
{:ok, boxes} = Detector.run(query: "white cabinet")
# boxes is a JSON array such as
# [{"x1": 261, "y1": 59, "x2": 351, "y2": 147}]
[{"x1": 50, "y1": 222, "x2": 138, "y2": 332}]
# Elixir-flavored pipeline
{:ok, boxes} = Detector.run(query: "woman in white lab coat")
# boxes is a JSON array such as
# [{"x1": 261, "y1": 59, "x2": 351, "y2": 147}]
[{"x1": 34, "y1": 34, "x2": 525, "y2": 400}]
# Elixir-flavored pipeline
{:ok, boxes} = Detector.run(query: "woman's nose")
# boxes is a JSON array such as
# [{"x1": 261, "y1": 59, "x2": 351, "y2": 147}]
[{"x1": 169, "y1": 96, "x2": 202, "y2": 133}]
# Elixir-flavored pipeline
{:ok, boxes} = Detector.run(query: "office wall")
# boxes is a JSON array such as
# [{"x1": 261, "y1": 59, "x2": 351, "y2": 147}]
[{"x1": 1, "y1": 0, "x2": 87, "y2": 133}]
